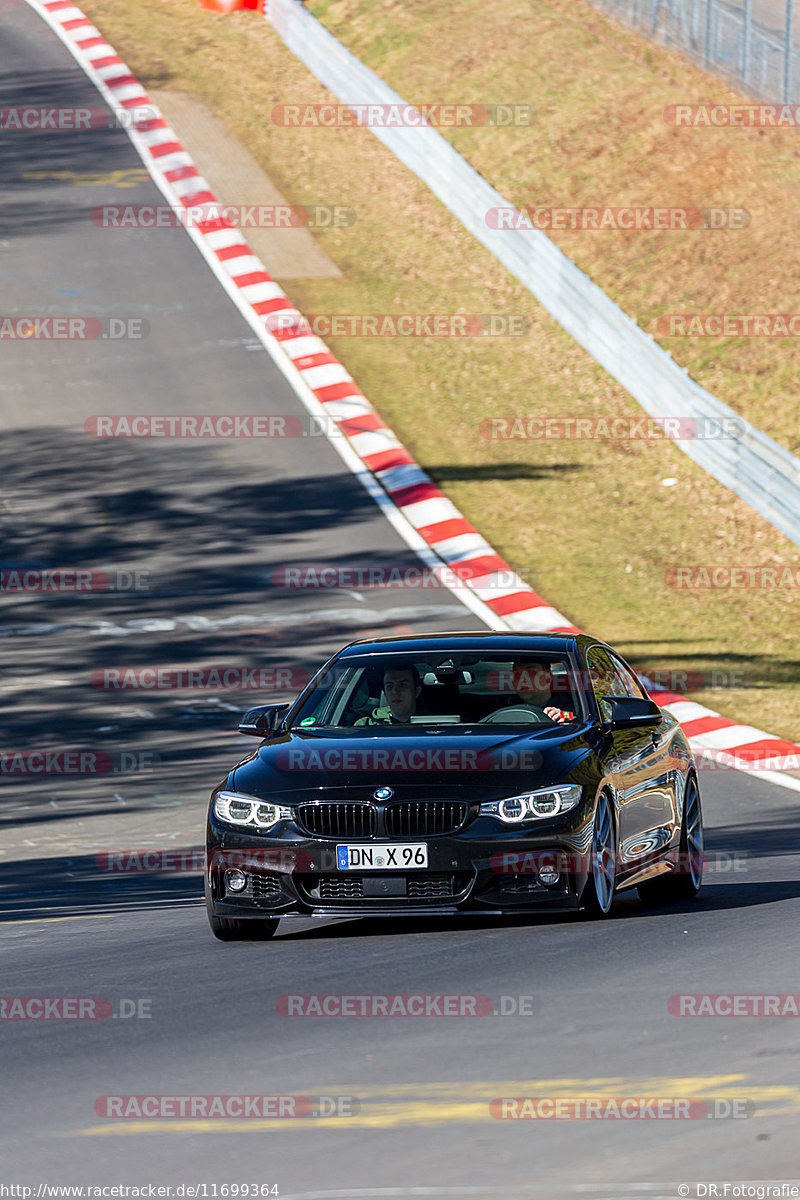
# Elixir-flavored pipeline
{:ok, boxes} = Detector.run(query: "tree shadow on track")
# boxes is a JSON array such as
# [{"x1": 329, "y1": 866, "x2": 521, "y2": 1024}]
[
  {"x1": 0, "y1": 425, "x2": 457, "y2": 887},
  {"x1": 617, "y1": 646, "x2": 800, "y2": 694},
  {"x1": 701, "y1": 811, "x2": 800, "y2": 862},
  {"x1": 426, "y1": 462, "x2": 586, "y2": 483},
  {"x1": 0, "y1": 848, "x2": 203, "y2": 922},
  {"x1": 0, "y1": 426, "x2": 373, "y2": 567},
  {"x1": 0, "y1": 424, "x2": 471, "y2": 772},
  {"x1": 617, "y1": 878, "x2": 800, "y2": 920}
]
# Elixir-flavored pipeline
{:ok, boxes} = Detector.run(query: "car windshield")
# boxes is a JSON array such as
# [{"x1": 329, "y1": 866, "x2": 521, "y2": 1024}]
[{"x1": 288, "y1": 652, "x2": 582, "y2": 730}]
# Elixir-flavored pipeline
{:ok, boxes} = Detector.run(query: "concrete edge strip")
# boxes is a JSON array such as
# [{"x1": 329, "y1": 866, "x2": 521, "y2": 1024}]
[{"x1": 27, "y1": 0, "x2": 800, "y2": 788}]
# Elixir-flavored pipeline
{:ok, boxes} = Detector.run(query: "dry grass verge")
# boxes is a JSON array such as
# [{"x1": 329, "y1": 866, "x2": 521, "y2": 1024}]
[{"x1": 78, "y1": 0, "x2": 800, "y2": 739}]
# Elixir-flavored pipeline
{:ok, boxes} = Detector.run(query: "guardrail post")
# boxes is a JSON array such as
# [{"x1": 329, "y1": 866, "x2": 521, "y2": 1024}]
[
  {"x1": 704, "y1": 0, "x2": 714, "y2": 67},
  {"x1": 741, "y1": 0, "x2": 752, "y2": 84}
]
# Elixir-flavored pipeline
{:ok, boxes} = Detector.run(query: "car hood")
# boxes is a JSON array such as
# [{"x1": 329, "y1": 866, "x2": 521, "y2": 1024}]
[{"x1": 229, "y1": 725, "x2": 597, "y2": 802}]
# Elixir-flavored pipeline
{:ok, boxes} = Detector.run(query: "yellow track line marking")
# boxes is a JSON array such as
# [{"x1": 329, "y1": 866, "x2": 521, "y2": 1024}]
[
  {"x1": 76, "y1": 1076, "x2": 800, "y2": 1135},
  {"x1": 1, "y1": 914, "x2": 115, "y2": 925},
  {"x1": 22, "y1": 168, "x2": 149, "y2": 187}
]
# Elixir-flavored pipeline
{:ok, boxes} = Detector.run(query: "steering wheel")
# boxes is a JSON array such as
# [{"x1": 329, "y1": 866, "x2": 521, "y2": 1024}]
[{"x1": 478, "y1": 704, "x2": 554, "y2": 725}]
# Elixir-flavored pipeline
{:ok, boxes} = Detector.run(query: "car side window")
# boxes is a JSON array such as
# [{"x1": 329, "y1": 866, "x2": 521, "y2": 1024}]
[
  {"x1": 586, "y1": 645, "x2": 640, "y2": 719},
  {"x1": 607, "y1": 652, "x2": 647, "y2": 701}
]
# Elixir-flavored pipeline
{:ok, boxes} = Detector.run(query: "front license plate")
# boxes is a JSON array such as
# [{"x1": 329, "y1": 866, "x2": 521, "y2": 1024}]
[{"x1": 336, "y1": 843, "x2": 428, "y2": 870}]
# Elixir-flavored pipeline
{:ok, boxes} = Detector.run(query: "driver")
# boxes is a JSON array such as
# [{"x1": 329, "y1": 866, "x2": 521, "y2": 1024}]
[
  {"x1": 509, "y1": 662, "x2": 575, "y2": 725},
  {"x1": 355, "y1": 664, "x2": 422, "y2": 726}
]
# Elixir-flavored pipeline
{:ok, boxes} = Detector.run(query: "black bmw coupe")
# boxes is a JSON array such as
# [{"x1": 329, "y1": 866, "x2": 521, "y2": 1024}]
[{"x1": 205, "y1": 632, "x2": 703, "y2": 939}]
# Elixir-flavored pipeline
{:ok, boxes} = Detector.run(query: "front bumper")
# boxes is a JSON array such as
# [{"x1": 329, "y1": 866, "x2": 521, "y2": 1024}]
[{"x1": 206, "y1": 810, "x2": 594, "y2": 918}]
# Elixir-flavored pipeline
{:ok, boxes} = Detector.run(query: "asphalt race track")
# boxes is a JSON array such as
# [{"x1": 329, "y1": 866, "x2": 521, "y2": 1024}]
[{"x1": 2, "y1": 4, "x2": 800, "y2": 1197}]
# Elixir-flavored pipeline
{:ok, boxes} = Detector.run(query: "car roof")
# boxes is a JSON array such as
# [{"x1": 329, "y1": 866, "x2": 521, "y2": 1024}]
[{"x1": 336, "y1": 631, "x2": 601, "y2": 658}]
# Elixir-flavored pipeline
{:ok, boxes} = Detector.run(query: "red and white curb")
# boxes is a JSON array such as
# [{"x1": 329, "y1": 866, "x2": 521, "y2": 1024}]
[
  {"x1": 638, "y1": 681, "x2": 800, "y2": 785},
  {"x1": 28, "y1": 0, "x2": 800, "y2": 788}
]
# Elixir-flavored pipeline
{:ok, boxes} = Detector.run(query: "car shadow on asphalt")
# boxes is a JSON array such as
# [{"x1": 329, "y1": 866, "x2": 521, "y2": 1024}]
[
  {"x1": 0, "y1": 847, "x2": 203, "y2": 922},
  {"x1": 269, "y1": 877, "x2": 800, "y2": 940},
  {"x1": 3, "y1": 816, "x2": 799, "y2": 926},
  {"x1": 3, "y1": 870, "x2": 800, "y2": 929}
]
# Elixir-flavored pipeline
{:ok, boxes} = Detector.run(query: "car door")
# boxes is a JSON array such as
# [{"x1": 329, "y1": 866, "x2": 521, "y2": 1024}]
[{"x1": 586, "y1": 646, "x2": 677, "y2": 871}]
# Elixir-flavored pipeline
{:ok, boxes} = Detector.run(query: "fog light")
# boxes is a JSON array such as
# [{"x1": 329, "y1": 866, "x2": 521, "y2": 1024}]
[
  {"x1": 226, "y1": 869, "x2": 247, "y2": 892},
  {"x1": 538, "y1": 866, "x2": 560, "y2": 886}
]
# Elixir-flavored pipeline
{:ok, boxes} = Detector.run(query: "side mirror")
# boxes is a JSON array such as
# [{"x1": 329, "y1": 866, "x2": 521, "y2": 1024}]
[
  {"x1": 603, "y1": 696, "x2": 662, "y2": 728},
  {"x1": 238, "y1": 702, "x2": 292, "y2": 736}
]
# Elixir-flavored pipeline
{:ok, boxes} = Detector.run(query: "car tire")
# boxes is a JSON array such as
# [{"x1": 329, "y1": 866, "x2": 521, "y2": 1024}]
[
  {"x1": 582, "y1": 792, "x2": 618, "y2": 918},
  {"x1": 638, "y1": 776, "x2": 704, "y2": 905}
]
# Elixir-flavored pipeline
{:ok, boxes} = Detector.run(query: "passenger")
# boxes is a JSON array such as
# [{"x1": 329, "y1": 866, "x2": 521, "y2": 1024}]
[{"x1": 355, "y1": 664, "x2": 422, "y2": 726}]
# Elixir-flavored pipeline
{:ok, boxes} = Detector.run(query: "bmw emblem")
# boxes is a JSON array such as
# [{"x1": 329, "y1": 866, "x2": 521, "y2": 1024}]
[{"x1": 373, "y1": 787, "x2": 394, "y2": 801}]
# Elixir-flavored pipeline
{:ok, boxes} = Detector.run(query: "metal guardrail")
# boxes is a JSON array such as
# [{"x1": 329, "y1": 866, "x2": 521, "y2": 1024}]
[
  {"x1": 264, "y1": 0, "x2": 800, "y2": 548},
  {"x1": 590, "y1": 0, "x2": 800, "y2": 104}
]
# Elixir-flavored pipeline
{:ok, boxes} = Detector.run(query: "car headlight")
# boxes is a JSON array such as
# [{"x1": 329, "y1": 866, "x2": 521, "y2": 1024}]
[
  {"x1": 480, "y1": 785, "x2": 582, "y2": 824},
  {"x1": 213, "y1": 791, "x2": 292, "y2": 830}
]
